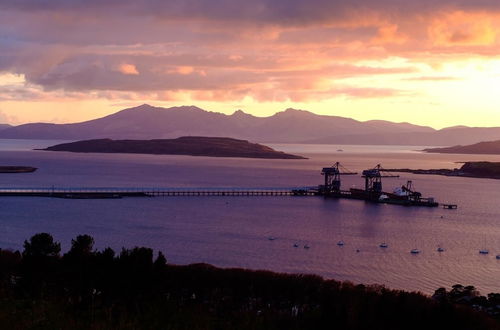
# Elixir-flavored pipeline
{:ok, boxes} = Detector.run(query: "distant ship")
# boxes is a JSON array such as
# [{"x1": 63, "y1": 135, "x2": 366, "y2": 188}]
[{"x1": 0, "y1": 166, "x2": 37, "y2": 173}]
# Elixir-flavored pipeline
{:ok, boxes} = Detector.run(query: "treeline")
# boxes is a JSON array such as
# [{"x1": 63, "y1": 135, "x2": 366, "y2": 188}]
[
  {"x1": 433, "y1": 285, "x2": 500, "y2": 318},
  {"x1": 0, "y1": 233, "x2": 499, "y2": 330}
]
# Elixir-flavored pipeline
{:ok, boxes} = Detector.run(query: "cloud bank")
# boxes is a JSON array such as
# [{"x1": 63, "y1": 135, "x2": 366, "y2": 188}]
[{"x1": 1, "y1": 0, "x2": 500, "y2": 106}]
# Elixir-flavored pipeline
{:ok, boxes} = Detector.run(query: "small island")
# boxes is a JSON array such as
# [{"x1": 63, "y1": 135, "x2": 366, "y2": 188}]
[
  {"x1": 423, "y1": 140, "x2": 500, "y2": 155},
  {"x1": 39, "y1": 136, "x2": 307, "y2": 159},
  {"x1": 383, "y1": 161, "x2": 500, "y2": 180},
  {"x1": 0, "y1": 166, "x2": 37, "y2": 173}
]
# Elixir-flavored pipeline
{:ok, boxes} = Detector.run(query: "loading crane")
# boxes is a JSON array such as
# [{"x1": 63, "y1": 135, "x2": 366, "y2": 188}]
[
  {"x1": 361, "y1": 164, "x2": 399, "y2": 195},
  {"x1": 320, "y1": 162, "x2": 357, "y2": 194}
]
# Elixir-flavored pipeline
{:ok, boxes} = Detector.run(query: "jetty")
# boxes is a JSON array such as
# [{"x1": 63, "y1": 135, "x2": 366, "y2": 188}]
[
  {"x1": 0, "y1": 162, "x2": 450, "y2": 207},
  {"x1": 0, "y1": 187, "x2": 313, "y2": 199}
]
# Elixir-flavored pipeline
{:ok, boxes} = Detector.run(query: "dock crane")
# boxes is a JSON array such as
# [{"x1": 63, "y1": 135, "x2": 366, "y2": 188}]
[
  {"x1": 361, "y1": 164, "x2": 399, "y2": 195},
  {"x1": 320, "y1": 162, "x2": 357, "y2": 194}
]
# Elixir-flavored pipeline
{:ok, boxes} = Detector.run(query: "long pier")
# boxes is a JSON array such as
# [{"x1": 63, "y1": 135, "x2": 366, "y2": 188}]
[
  {"x1": 0, "y1": 187, "x2": 315, "y2": 199},
  {"x1": 0, "y1": 186, "x2": 450, "y2": 207}
]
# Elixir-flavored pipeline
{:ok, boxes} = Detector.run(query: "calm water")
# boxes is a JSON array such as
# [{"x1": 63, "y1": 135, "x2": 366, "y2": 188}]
[{"x1": 1, "y1": 140, "x2": 500, "y2": 294}]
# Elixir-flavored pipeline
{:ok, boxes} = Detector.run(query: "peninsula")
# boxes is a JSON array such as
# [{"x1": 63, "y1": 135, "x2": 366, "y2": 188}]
[
  {"x1": 383, "y1": 161, "x2": 500, "y2": 180},
  {"x1": 40, "y1": 136, "x2": 307, "y2": 159},
  {"x1": 423, "y1": 140, "x2": 500, "y2": 155}
]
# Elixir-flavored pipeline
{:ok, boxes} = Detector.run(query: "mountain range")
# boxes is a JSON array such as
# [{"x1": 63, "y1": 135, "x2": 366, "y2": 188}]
[{"x1": 1, "y1": 104, "x2": 500, "y2": 146}]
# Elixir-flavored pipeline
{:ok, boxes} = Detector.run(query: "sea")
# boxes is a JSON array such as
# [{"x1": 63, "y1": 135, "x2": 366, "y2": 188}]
[{"x1": 1, "y1": 139, "x2": 500, "y2": 295}]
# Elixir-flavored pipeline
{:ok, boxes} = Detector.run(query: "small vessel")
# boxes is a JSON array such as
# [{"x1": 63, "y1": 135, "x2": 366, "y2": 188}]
[
  {"x1": 304, "y1": 244, "x2": 310, "y2": 249},
  {"x1": 356, "y1": 249, "x2": 360, "y2": 253},
  {"x1": 410, "y1": 249, "x2": 421, "y2": 254},
  {"x1": 268, "y1": 236, "x2": 276, "y2": 241},
  {"x1": 479, "y1": 249, "x2": 489, "y2": 254},
  {"x1": 337, "y1": 240, "x2": 345, "y2": 246},
  {"x1": 379, "y1": 243, "x2": 388, "y2": 248},
  {"x1": 437, "y1": 247, "x2": 445, "y2": 252},
  {"x1": 337, "y1": 149, "x2": 344, "y2": 152},
  {"x1": 293, "y1": 243, "x2": 299, "y2": 248},
  {"x1": 496, "y1": 255, "x2": 500, "y2": 260}
]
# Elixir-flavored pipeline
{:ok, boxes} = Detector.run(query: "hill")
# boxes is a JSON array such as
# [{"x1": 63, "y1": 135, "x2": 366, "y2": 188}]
[
  {"x1": 424, "y1": 140, "x2": 500, "y2": 155},
  {"x1": 40, "y1": 136, "x2": 306, "y2": 159},
  {"x1": 382, "y1": 161, "x2": 500, "y2": 180}
]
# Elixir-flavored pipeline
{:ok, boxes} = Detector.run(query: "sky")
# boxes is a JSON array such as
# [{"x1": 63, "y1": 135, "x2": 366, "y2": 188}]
[{"x1": 1, "y1": 0, "x2": 500, "y2": 128}]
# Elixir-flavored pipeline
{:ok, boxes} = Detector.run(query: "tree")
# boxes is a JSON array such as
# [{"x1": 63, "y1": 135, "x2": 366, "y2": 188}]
[
  {"x1": 66, "y1": 234, "x2": 95, "y2": 259},
  {"x1": 22, "y1": 233, "x2": 61, "y2": 258},
  {"x1": 154, "y1": 251, "x2": 167, "y2": 270}
]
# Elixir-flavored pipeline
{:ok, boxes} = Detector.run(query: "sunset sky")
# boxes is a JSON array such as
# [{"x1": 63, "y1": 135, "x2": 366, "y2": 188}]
[{"x1": 2, "y1": 0, "x2": 500, "y2": 128}]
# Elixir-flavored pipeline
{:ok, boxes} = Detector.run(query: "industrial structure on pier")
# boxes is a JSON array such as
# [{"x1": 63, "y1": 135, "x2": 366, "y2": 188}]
[
  {"x1": 0, "y1": 162, "x2": 446, "y2": 207},
  {"x1": 312, "y1": 162, "x2": 438, "y2": 207}
]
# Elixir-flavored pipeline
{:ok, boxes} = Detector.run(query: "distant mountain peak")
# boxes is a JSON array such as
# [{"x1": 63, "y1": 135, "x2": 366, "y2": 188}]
[
  {"x1": 168, "y1": 105, "x2": 206, "y2": 112},
  {"x1": 231, "y1": 109, "x2": 253, "y2": 118},
  {"x1": 440, "y1": 125, "x2": 470, "y2": 131},
  {"x1": 274, "y1": 108, "x2": 315, "y2": 118},
  {"x1": 134, "y1": 104, "x2": 155, "y2": 110}
]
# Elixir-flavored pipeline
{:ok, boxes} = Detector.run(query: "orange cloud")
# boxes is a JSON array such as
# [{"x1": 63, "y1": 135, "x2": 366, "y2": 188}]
[
  {"x1": 118, "y1": 63, "x2": 139, "y2": 75},
  {"x1": 371, "y1": 24, "x2": 407, "y2": 45},
  {"x1": 428, "y1": 11, "x2": 498, "y2": 46}
]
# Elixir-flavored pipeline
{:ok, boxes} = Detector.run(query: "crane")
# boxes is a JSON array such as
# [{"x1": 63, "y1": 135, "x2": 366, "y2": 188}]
[
  {"x1": 361, "y1": 164, "x2": 399, "y2": 194},
  {"x1": 320, "y1": 162, "x2": 357, "y2": 194}
]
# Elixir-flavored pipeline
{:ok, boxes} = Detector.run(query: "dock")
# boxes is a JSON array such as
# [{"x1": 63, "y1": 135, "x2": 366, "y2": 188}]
[
  {"x1": 0, "y1": 187, "x2": 315, "y2": 199},
  {"x1": 0, "y1": 162, "x2": 455, "y2": 208}
]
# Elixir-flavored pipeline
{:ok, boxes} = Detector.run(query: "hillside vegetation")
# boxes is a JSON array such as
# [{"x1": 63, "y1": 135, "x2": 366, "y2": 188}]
[{"x1": 1, "y1": 233, "x2": 498, "y2": 329}]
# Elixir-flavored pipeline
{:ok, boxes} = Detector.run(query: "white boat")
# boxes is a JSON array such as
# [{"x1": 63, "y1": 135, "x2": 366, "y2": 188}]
[
  {"x1": 337, "y1": 240, "x2": 345, "y2": 246},
  {"x1": 379, "y1": 243, "x2": 388, "y2": 248},
  {"x1": 410, "y1": 249, "x2": 421, "y2": 254},
  {"x1": 479, "y1": 249, "x2": 489, "y2": 254}
]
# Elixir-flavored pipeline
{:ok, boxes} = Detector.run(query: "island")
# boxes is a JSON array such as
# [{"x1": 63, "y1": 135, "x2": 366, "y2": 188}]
[
  {"x1": 382, "y1": 161, "x2": 500, "y2": 179},
  {"x1": 39, "y1": 136, "x2": 307, "y2": 159},
  {"x1": 0, "y1": 166, "x2": 37, "y2": 173},
  {"x1": 423, "y1": 140, "x2": 500, "y2": 155}
]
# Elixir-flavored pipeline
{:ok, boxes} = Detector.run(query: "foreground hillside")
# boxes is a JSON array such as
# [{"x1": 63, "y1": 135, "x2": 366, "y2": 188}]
[
  {"x1": 1, "y1": 233, "x2": 498, "y2": 330},
  {"x1": 40, "y1": 136, "x2": 306, "y2": 159}
]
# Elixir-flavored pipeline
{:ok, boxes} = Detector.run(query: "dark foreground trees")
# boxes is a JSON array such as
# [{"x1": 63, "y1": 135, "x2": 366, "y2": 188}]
[{"x1": 0, "y1": 233, "x2": 499, "y2": 330}]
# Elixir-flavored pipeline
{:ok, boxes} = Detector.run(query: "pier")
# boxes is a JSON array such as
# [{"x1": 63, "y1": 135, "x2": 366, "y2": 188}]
[
  {"x1": 0, "y1": 187, "x2": 315, "y2": 199},
  {"x1": 0, "y1": 162, "x2": 454, "y2": 207}
]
